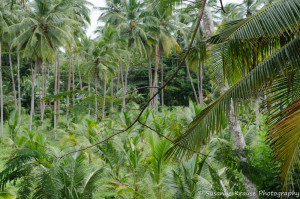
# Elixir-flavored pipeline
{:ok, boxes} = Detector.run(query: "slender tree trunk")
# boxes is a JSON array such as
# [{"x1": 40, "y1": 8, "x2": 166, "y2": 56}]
[
  {"x1": 88, "y1": 78, "x2": 91, "y2": 116},
  {"x1": 148, "y1": 56, "x2": 153, "y2": 108},
  {"x1": 17, "y1": 45, "x2": 21, "y2": 125},
  {"x1": 255, "y1": 93, "x2": 259, "y2": 129},
  {"x1": 124, "y1": 63, "x2": 129, "y2": 110},
  {"x1": 67, "y1": 48, "x2": 72, "y2": 129},
  {"x1": 94, "y1": 74, "x2": 98, "y2": 121},
  {"x1": 117, "y1": 69, "x2": 120, "y2": 91},
  {"x1": 9, "y1": 51, "x2": 17, "y2": 109},
  {"x1": 153, "y1": 45, "x2": 159, "y2": 114},
  {"x1": 54, "y1": 57, "x2": 57, "y2": 140},
  {"x1": 57, "y1": 54, "x2": 60, "y2": 124},
  {"x1": 199, "y1": 61, "x2": 203, "y2": 103},
  {"x1": 0, "y1": 42, "x2": 3, "y2": 137},
  {"x1": 41, "y1": 63, "x2": 45, "y2": 130},
  {"x1": 186, "y1": 61, "x2": 199, "y2": 104},
  {"x1": 72, "y1": 54, "x2": 75, "y2": 106},
  {"x1": 77, "y1": 54, "x2": 83, "y2": 91},
  {"x1": 120, "y1": 62, "x2": 125, "y2": 111},
  {"x1": 160, "y1": 55, "x2": 164, "y2": 111},
  {"x1": 102, "y1": 78, "x2": 107, "y2": 121},
  {"x1": 110, "y1": 74, "x2": 113, "y2": 111},
  {"x1": 29, "y1": 60, "x2": 37, "y2": 131}
]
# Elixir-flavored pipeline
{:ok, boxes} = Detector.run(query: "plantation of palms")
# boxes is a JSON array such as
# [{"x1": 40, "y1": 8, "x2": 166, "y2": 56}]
[{"x1": 0, "y1": 0, "x2": 299, "y2": 198}]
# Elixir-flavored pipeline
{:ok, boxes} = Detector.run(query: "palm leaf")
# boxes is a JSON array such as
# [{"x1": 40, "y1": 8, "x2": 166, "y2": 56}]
[
  {"x1": 165, "y1": 36, "x2": 300, "y2": 160},
  {"x1": 211, "y1": 0, "x2": 300, "y2": 43},
  {"x1": 267, "y1": 99, "x2": 300, "y2": 188}
]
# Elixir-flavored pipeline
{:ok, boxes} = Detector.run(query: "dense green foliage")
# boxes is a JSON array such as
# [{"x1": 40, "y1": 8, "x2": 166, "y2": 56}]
[{"x1": 0, "y1": 0, "x2": 299, "y2": 198}]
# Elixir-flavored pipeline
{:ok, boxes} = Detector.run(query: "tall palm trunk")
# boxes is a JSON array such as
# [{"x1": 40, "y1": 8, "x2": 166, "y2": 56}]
[
  {"x1": 255, "y1": 94, "x2": 259, "y2": 129},
  {"x1": 53, "y1": 57, "x2": 57, "y2": 140},
  {"x1": 198, "y1": 60, "x2": 203, "y2": 103},
  {"x1": 9, "y1": 51, "x2": 17, "y2": 109},
  {"x1": 160, "y1": 54, "x2": 164, "y2": 110},
  {"x1": 41, "y1": 63, "x2": 45, "y2": 130},
  {"x1": 124, "y1": 63, "x2": 129, "y2": 109},
  {"x1": 186, "y1": 61, "x2": 199, "y2": 104},
  {"x1": 148, "y1": 56, "x2": 153, "y2": 108},
  {"x1": 67, "y1": 48, "x2": 72, "y2": 129},
  {"x1": 102, "y1": 78, "x2": 107, "y2": 121},
  {"x1": 29, "y1": 60, "x2": 37, "y2": 131},
  {"x1": 72, "y1": 54, "x2": 75, "y2": 106},
  {"x1": 57, "y1": 54, "x2": 60, "y2": 124},
  {"x1": 88, "y1": 78, "x2": 91, "y2": 116},
  {"x1": 117, "y1": 69, "x2": 120, "y2": 91},
  {"x1": 153, "y1": 45, "x2": 159, "y2": 114},
  {"x1": 94, "y1": 74, "x2": 98, "y2": 121},
  {"x1": 110, "y1": 74, "x2": 113, "y2": 111},
  {"x1": 0, "y1": 42, "x2": 3, "y2": 137},
  {"x1": 77, "y1": 54, "x2": 83, "y2": 91},
  {"x1": 120, "y1": 62, "x2": 125, "y2": 111},
  {"x1": 17, "y1": 46, "x2": 21, "y2": 125}
]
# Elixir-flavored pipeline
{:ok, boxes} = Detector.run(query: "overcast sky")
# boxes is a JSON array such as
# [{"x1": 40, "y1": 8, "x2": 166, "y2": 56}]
[{"x1": 86, "y1": 0, "x2": 244, "y2": 38}]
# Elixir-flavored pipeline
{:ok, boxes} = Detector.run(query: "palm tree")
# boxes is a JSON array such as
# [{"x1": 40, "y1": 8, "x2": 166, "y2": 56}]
[
  {"x1": 147, "y1": 1, "x2": 180, "y2": 111},
  {"x1": 9, "y1": 0, "x2": 77, "y2": 130},
  {"x1": 167, "y1": 0, "x2": 300, "y2": 190},
  {"x1": 100, "y1": 0, "x2": 158, "y2": 111},
  {"x1": 86, "y1": 37, "x2": 116, "y2": 121}
]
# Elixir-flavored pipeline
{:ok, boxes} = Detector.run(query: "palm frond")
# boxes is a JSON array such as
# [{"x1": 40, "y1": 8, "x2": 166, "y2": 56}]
[{"x1": 165, "y1": 36, "x2": 300, "y2": 160}]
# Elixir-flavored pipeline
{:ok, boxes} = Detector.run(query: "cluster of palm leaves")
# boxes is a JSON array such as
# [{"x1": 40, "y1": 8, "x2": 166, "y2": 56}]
[{"x1": 167, "y1": 0, "x2": 300, "y2": 189}]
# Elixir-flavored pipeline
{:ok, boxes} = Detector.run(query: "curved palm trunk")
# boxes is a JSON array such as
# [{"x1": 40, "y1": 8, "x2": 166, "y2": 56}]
[
  {"x1": 0, "y1": 42, "x2": 3, "y2": 137},
  {"x1": 101, "y1": 78, "x2": 107, "y2": 121},
  {"x1": 9, "y1": 51, "x2": 17, "y2": 109},
  {"x1": 29, "y1": 60, "x2": 37, "y2": 131},
  {"x1": 17, "y1": 46, "x2": 21, "y2": 125}
]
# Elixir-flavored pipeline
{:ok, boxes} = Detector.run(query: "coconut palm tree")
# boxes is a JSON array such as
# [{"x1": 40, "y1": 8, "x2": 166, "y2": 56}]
[
  {"x1": 167, "y1": 0, "x2": 300, "y2": 190},
  {"x1": 86, "y1": 37, "x2": 116, "y2": 121},
  {"x1": 9, "y1": 0, "x2": 77, "y2": 130}
]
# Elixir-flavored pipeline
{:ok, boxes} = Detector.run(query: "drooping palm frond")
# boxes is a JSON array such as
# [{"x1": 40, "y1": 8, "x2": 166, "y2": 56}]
[
  {"x1": 211, "y1": 0, "x2": 300, "y2": 43},
  {"x1": 267, "y1": 99, "x2": 300, "y2": 188},
  {"x1": 165, "y1": 36, "x2": 300, "y2": 160}
]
